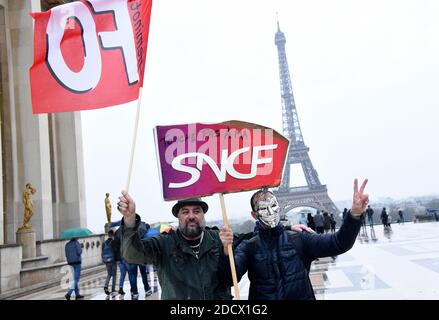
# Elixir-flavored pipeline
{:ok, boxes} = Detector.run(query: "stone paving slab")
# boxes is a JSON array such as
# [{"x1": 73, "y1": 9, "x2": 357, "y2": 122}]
[{"x1": 13, "y1": 221, "x2": 439, "y2": 300}]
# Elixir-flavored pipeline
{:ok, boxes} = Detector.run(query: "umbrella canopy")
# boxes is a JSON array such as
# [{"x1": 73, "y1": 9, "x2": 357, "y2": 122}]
[
  {"x1": 144, "y1": 228, "x2": 160, "y2": 239},
  {"x1": 59, "y1": 227, "x2": 93, "y2": 239},
  {"x1": 142, "y1": 224, "x2": 172, "y2": 239},
  {"x1": 159, "y1": 224, "x2": 172, "y2": 233}
]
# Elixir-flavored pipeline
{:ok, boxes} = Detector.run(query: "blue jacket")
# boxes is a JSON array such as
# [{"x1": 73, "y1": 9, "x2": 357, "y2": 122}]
[
  {"x1": 110, "y1": 220, "x2": 150, "y2": 261},
  {"x1": 109, "y1": 219, "x2": 149, "y2": 238},
  {"x1": 220, "y1": 214, "x2": 361, "y2": 300},
  {"x1": 65, "y1": 239, "x2": 82, "y2": 265}
]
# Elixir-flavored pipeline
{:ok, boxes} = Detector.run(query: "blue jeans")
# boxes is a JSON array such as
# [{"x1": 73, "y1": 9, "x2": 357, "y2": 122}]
[
  {"x1": 67, "y1": 263, "x2": 81, "y2": 297},
  {"x1": 127, "y1": 263, "x2": 151, "y2": 295},
  {"x1": 104, "y1": 262, "x2": 117, "y2": 291},
  {"x1": 118, "y1": 260, "x2": 128, "y2": 289}
]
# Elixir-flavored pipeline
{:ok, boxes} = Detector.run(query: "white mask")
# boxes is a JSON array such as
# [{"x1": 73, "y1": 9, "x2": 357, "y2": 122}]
[{"x1": 255, "y1": 194, "x2": 280, "y2": 229}]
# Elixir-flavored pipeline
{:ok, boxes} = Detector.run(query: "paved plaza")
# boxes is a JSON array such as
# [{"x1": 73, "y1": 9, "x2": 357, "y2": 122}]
[
  {"x1": 14, "y1": 221, "x2": 439, "y2": 300},
  {"x1": 314, "y1": 221, "x2": 439, "y2": 299}
]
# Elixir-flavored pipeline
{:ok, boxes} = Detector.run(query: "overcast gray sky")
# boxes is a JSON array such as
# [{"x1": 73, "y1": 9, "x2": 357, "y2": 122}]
[{"x1": 81, "y1": 0, "x2": 439, "y2": 233}]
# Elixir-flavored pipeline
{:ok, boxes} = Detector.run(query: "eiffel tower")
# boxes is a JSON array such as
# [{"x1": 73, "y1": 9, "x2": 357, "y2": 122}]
[{"x1": 273, "y1": 20, "x2": 339, "y2": 218}]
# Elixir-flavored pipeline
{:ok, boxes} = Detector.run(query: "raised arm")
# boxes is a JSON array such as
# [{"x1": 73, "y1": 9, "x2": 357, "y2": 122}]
[
  {"x1": 301, "y1": 179, "x2": 369, "y2": 259},
  {"x1": 118, "y1": 191, "x2": 163, "y2": 265}
]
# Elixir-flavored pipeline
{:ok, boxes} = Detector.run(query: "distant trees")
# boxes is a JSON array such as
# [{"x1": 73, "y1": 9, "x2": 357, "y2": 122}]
[
  {"x1": 207, "y1": 219, "x2": 256, "y2": 234},
  {"x1": 425, "y1": 199, "x2": 439, "y2": 211},
  {"x1": 230, "y1": 219, "x2": 255, "y2": 234}
]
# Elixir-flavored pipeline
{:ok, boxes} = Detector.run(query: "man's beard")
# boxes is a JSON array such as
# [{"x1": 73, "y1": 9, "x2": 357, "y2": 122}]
[{"x1": 179, "y1": 219, "x2": 206, "y2": 238}]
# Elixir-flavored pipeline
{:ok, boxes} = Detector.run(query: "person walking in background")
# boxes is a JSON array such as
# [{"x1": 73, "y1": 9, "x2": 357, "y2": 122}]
[
  {"x1": 398, "y1": 209, "x2": 404, "y2": 224},
  {"x1": 307, "y1": 213, "x2": 315, "y2": 231},
  {"x1": 366, "y1": 205, "x2": 374, "y2": 227},
  {"x1": 113, "y1": 227, "x2": 129, "y2": 296},
  {"x1": 323, "y1": 211, "x2": 331, "y2": 233},
  {"x1": 381, "y1": 207, "x2": 389, "y2": 230},
  {"x1": 342, "y1": 208, "x2": 348, "y2": 220},
  {"x1": 299, "y1": 212, "x2": 308, "y2": 226},
  {"x1": 330, "y1": 213, "x2": 337, "y2": 233},
  {"x1": 127, "y1": 263, "x2": 153, "y2": 300},
  {"x1": 64, "y1": 238, "x2": 84, "y2": 300},
  {"x1": 360, "y1": 212, "x2": 367, "y2": 235},
  {"x1": 387, "y1": 213, "x2": 392, "y2": 229},
  {"x1": 107, "y1": 219, "x2": 149, "y2": 297},
  {"x1": 126, "y1": 220, "x2": 153, "y2": 299},
  {"x1": 102, "y1": 230, "x2": 117, "y2": 297},
  {"x1": 314, "y1": 211, "x2": 325, "y2": 234}
]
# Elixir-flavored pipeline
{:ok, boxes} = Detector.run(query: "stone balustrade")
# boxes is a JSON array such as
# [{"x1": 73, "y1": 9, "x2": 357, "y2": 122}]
[{"x1": 0, "y1": 234, "x2": 106, "y2": 295}]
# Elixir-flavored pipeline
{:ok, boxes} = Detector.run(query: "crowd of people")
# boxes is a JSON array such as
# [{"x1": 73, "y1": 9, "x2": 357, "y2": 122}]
[
  {"x1": 64, "y1": 222, "x2": 154, "y2": 300},
  {"x1": 303, "y1": 210, "x2": 337, "y2": 234},
  {"x1": 100, "y1": 226, "x2": 153, "y2": 299}
]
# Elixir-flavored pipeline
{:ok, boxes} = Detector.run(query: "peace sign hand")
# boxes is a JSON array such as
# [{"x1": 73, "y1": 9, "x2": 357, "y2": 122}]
[{"x1": 351, "y1": 178, "x2": 369, "y2": 219}]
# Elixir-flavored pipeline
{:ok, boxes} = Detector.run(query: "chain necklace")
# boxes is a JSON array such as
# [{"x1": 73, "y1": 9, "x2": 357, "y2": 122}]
[{"x1": 189, "y1": 232, "x2": 204, "y2": 259}]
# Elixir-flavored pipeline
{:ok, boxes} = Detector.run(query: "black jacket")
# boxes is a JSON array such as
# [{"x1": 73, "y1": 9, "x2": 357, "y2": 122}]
[
  {"x1": 220, "y1": 214, "x2": 361, "y2": 300},
  {"x1": 113, "y1": 228, "x2": 122, "y2": 261}
]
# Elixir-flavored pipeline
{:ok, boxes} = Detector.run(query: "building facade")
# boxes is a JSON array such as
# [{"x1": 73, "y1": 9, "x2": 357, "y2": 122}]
[{"x1": 0, "y1": 0, "x2": 86, "y2": 245}]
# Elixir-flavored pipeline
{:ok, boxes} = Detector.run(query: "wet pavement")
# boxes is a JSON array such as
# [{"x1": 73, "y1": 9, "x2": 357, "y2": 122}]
[
  {"x1": 18, "y1": 265, "x2": 160, "y2": 301},
  {"x1": 314, "y1": 221, "x2": 439, "y2": 299},
  {"x1": 15, "y1": 221, "x2": 439, "y2": 300}
]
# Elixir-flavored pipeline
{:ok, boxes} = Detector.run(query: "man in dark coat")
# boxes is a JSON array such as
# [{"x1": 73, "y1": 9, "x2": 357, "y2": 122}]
[
  {"x1": 366, "y1": 205, "x2": 374, "y2": 227},
  {"x1": 119, "y1": 192, "x2": 246, "y2": 300},
  {"x1": 381, "y1": 207, "x2": 389, "y2": 229},
  {"x1": 219, "y1": 179, "x2": 369, "y2": 300}
]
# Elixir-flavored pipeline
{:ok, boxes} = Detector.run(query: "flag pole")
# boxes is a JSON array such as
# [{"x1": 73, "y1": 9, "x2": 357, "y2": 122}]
[
  {"x1": 219, "y1": 193, "x2": 241, "y2": 300},
  {"x1": 125, "y1": 86, "x2": 143, "y2": 192}
]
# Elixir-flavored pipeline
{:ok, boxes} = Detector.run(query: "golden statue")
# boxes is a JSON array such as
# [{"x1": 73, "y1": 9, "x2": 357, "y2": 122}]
[
  {"x1": 18, "y1": 183, "x2": 37, "y2": 231},
  {"x1": 105, "y1": 193, "x2": 112, "y2": 223}
]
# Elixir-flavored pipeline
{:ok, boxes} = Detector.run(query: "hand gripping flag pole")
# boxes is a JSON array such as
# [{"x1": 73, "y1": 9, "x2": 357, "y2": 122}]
[{"x1": 219, "y1": 193, "x2": 241, "y2": 300}]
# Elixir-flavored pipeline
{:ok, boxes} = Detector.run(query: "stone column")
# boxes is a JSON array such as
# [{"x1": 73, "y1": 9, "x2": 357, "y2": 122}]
[
  {"x1": 7, "y1": 0, "x2": 54, "y2": 242},
  {"x1": 0, "y1": 4, "x2": 4, "y2": 245},
  {"x1": 0, "y1": 0, "x2": 19, "y2": 245},
  {"x1": 50, "y1": 112, "x2": 87, "y2": 236},
  {"x1": 16, "y1": 229, "x2": 36, "y2": 258}
]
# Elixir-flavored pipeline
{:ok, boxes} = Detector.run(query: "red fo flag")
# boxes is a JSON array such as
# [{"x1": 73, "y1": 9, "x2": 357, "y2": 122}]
[{"x1": 30, "y1": 0, "x2": 152, "y2": 114}]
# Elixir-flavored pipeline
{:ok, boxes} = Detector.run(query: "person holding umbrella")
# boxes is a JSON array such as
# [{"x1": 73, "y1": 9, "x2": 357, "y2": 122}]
[{"x1": 64, "y1": 237, "x2": 84, "y2": 300}]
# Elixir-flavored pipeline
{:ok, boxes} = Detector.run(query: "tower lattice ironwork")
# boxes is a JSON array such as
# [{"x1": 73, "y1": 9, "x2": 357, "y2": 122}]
[{"x1": 273, "y1": 21, "x2": 339, "y2": 218}]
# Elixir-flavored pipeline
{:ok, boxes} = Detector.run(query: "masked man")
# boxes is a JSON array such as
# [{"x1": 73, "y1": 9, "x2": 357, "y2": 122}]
[{"x1": 219, "y1": 179, "x2": 369, "y2": 300}]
